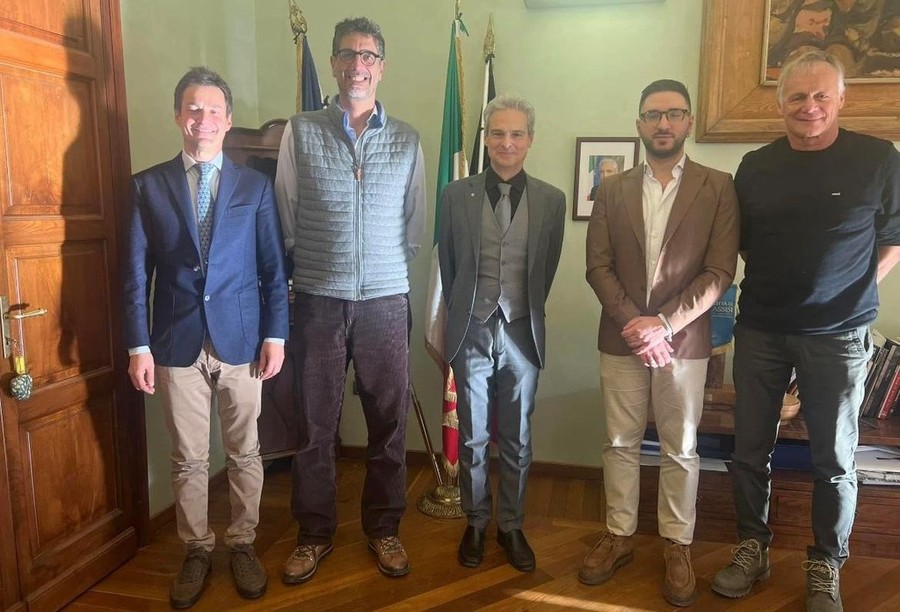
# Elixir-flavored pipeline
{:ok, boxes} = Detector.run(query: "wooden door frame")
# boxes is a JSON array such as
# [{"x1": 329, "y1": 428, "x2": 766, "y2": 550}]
[{"x1": 102, "y1": 0, "x2": 150, "y2": 547}]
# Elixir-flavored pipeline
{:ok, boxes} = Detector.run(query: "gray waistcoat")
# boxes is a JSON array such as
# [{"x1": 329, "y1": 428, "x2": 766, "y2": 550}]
[
  {"x1": 290, "y1": 104, "x2": 419, "y2": 300},
  {"x1": 472, "y1": 189, "x2": 530, "y2": 322}
]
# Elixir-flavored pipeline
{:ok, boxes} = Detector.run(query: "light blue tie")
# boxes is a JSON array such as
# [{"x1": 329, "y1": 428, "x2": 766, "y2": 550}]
[{"x1": 196, "y1": 162, "x2": 214, "y2": 262}]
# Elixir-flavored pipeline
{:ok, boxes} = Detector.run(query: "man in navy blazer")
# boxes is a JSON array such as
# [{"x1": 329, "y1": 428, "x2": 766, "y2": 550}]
[{"x1": 123, "y1": 67, "x2": 288, "y2": 609}]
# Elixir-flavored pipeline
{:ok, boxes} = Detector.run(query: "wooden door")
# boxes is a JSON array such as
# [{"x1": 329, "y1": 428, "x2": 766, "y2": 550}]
[{"x1": 0, "y1": 1, "x2": 144, "y2": 610}]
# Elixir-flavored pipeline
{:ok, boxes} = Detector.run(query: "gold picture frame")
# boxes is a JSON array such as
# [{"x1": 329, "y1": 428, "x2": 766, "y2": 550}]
[{"x1": 696, "y1": 0, "x2": 900, "y2": 143}]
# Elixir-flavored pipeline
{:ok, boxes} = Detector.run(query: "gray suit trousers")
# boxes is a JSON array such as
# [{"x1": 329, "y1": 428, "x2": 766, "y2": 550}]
[{"x1": 452, "y1": 312, "x2": 540, "y2": 531}]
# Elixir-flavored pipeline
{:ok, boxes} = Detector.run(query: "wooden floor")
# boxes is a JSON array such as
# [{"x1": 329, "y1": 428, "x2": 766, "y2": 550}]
[{"x1": 69, "y1": 458, "x2": 900, "y2": 611}]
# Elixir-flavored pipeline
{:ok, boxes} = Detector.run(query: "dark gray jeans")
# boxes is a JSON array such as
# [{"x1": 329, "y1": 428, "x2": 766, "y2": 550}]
[{"x1": 729, "y1": 322, "x2": 871, "y2": 566}]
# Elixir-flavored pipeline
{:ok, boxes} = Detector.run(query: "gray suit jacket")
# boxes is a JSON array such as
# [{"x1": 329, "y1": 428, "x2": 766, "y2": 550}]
[{"x1": 439, "y1": 171, "x2": 566, "y2": 368}]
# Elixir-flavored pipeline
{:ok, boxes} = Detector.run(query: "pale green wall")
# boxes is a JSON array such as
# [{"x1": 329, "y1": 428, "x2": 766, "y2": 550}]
[{"x1": 121, "y1": 0, "x2": 900, "y2": 515}]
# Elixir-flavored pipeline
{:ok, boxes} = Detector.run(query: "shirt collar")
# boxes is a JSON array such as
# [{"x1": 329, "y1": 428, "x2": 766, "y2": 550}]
[
  {"x1": 486, "y1": 166, "x2": 527, "y2": 193},
  {"x1": 643, "y1": 153, "x2": 686, "y2": 179},
  {"x1": 182, "y1": 151, "x2": 224, "y2": 173},
  {"x1": 336, "y1": 97, "x2": 385, "y2": 133}
]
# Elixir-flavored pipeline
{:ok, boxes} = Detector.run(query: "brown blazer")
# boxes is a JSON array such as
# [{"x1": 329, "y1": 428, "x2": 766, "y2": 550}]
[{"x1": 585, "y1": 157, "x2": 739, "y2": 359}]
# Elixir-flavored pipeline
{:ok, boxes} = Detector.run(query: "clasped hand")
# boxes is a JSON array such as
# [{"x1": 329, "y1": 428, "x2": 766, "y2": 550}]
[{"x1": 621, "y1": 316, "x2": 674, "y2": 368}]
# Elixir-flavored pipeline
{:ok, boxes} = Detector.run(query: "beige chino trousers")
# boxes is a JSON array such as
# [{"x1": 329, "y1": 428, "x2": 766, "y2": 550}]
[
  {"x1": 599, "y1": 352, "x2": 708, "y2": 545},
  {"x1": 157, "y1": 341, "x2": 263, "y2": 552}
]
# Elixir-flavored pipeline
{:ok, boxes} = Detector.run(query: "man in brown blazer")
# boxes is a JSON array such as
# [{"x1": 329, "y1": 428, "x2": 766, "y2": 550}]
[{"x1": 581, "y1": 79, "x2": 739, "y2": 607}]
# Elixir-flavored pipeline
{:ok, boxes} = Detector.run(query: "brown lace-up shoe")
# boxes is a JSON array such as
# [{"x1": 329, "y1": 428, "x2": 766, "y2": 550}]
[
  {"x1": 229, "y1": 543, "x2": 267, "y2": 599},
  {"x1": 663, "y1": 541, "x2": 698, "y2": 607},
  {"x1": 368, "y1": 536, "x2": 410, "y2": 577},
  {"x1": 170, "y1": 547, "x2": 211, "y2": 609},
  {"x1": 578, "y1": 531, "x2": 634, "y2": 586},
  {"x1": 282, "y1": 542, "x2": 333, "y2": 584}
]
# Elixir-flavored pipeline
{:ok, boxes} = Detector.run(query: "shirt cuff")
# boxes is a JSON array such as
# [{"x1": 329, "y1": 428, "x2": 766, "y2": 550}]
[
  {"x1": 128, "y1": 346, "x2": 151, "y2": 356},
  {"x1": 263, "y1": 338, "x2": 285, "y2": 345},
  {"x1": 657, "y1": 313, "x2": 674, "y2": 341}
]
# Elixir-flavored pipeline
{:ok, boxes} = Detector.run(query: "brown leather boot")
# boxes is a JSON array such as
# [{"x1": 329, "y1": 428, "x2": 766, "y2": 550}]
[
  {"x1": 282, "y1": 542, "x2": 333, "y2": 584},
  {"x1": 663, "y1": 540, "x2": 697, "y2": 607},
  {"x1": 578, "y1": 531, "x2": 634, "y2": 586},
  {"x1": 368, "y1": 536, "x2": 410, "y2": 577}
]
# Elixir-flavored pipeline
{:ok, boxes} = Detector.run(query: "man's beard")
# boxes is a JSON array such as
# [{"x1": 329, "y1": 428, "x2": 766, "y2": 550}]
[{"x1": 641, "y1": 132, "x2": 686, "y2": 159}]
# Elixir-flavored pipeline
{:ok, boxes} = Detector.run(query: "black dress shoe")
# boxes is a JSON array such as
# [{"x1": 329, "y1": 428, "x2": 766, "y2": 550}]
[
  {"x1": 458, "y1": 525, "x2": 486, "y2": 567},
  {"x1": 497, "y1": 529, "x2": 536, "y2": 572}
]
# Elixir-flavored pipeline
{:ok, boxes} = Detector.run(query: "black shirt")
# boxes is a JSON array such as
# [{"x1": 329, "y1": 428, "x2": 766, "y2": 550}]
[
  {"x1": 736, "y1": 129, "x2": 900, "y2": 334},
  {"x1": 485, "y1": 167, "x2": 526, "y2": 217}
]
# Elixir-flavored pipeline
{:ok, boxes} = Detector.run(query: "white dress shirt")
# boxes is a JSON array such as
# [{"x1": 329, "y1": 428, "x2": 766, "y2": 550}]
[{"x1": 642, "y1": 154, "x2": 686, "y2": 307}]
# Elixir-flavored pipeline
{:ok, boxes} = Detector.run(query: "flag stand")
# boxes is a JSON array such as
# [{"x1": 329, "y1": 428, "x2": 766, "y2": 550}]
[{"x1": 410, "y1": 384, "x2": 463, "y2": 519}]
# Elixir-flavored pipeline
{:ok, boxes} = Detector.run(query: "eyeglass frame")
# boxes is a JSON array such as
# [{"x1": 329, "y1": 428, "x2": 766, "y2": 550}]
[
  {"x1": 333, "y1": 48, "x2": 383, "y2": 66},
  {"x1": 638, "y1": 108, "x2": 691, "y2": 124}
]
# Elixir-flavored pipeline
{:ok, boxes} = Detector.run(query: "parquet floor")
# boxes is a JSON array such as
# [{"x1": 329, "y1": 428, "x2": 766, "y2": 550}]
[{"x1": 68, "y1": 458, "x2": 900, "y2": 611}]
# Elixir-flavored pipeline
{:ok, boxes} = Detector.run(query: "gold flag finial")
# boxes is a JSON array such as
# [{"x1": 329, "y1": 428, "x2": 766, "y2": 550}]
[
  {"x1": 455, "y1": 0, "x2": 462, "y2": 20},
  {"x1": 289, "y1": 0, "x2": 308, "y2": 43},
  {"x1": 483, "y1": 13, "x2": 495, "y2": 60},
  {"x1": 289, "y1": 0, "x2": 308, "y2": 113}
]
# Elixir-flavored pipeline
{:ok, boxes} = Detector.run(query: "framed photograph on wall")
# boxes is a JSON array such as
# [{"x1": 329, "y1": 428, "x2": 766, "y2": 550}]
[{"x1": 572, "y1": 137, "x2": 640, "y2": 220}]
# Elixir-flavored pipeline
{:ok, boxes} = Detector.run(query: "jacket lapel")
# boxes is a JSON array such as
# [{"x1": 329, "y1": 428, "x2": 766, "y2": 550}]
[
  {"x1": 162, "y1": 154, "x2": 201, "y2": 253},
  {"x1": 662, "y1": 157, "x2": 703, "y2": 246},
  {"x1": 622, "y1": 167, "x2": 646, "y2": 255},
  {"x1": 525, "y1": 176, "x2": 545, "y2": 273},
  {"x1": 465, "y1": 172, "x2": 487, "y2": 262}
]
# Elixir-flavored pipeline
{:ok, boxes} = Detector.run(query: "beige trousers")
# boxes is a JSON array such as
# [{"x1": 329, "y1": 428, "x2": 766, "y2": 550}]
[
  {"x1": 157, "y1": 342, "x2": 263, "y2": 551},
  {"x1": 599, "y1": 352, "x2": 708, "y2": 545}
]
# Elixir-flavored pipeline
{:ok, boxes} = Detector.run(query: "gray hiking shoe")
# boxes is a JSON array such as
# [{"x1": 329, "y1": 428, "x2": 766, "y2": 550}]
[
  {"x1": 711, "y1": 538, "x2": 770, "y2": 598},
  {"x1": 803, "y1": 559, "x2": 842, "y2": 612}
]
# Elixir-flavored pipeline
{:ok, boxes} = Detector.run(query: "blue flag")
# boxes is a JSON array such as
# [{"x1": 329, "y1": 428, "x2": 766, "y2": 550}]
[{"x1": 300, "y1": 35, "x2": 324, "y2": 111}]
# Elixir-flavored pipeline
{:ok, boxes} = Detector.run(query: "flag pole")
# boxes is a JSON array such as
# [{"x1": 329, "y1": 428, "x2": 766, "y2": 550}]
[
  {"x1": 477, "y1": 14, "x2": 495, "y2": 172},
  {"x1": 417, "y1": 0, "x2": 467, "y2": 519},
  {"x1": 289, "y1": 0, "x2": 307, "y2": 114}
]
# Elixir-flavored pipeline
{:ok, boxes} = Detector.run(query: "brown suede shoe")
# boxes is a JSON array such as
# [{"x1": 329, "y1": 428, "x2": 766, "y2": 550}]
[
  {"x1": 282, "y1": 542, "x2": 333, "y2": 585},
  {"x1": 579, "y1": 531, "x2": 634, "y2": 586},
  {"x1": 170, "y1": 547, "x2": 212, "y2": 609},
  {"x1": 368, "y1": 536, "x2": 410, "y2": 577},
  {"x1": 663, "y1": 541, "x2": 698, "y2": 607},
  {"x1": 229, "y1": 543, "x2": 267, "y2": 599}
]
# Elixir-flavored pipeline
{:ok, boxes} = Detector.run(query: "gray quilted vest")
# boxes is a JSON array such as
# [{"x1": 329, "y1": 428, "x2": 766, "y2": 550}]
[{"x1": 289, "y1": 103, "x2": 419, "y2": 300}]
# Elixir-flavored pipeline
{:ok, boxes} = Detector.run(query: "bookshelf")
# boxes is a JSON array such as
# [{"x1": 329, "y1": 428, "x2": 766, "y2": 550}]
[
  {"x1": 638, "y1": 385, "x2": 900, "y2": 559},
  {"x1": 699, "y1": 404, "x2": 900, "y2": 446}
]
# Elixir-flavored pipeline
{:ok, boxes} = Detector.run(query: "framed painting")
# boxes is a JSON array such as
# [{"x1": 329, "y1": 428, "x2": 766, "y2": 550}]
[
  {"x1": 572, "y1": 137, "x2": 640, "y2": 220},
  {"x1": 696, "y1": 0, "x2": 900, "y2": 143}
]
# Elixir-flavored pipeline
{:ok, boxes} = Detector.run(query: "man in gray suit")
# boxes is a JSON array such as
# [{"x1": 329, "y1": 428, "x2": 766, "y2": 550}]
[{"x1": 438, "y1": 94, "x2": 565, "y2": 572}]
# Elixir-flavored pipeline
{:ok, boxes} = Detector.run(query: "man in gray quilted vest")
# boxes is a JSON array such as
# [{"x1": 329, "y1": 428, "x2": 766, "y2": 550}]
[{"x1": 274, "y1": 16, "x2": 426, "y2": 584}]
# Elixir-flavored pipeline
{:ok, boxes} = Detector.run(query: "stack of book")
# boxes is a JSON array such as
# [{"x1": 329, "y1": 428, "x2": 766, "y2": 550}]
[{"x1": 861, "y1": 332, "x2": 900, "y2": 420}]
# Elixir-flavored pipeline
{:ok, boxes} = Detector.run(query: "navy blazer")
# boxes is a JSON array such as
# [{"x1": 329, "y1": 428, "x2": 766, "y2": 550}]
[
  {"x1": 438, "y1": 171, "x2": 566, "y2": 369},
  {"x1": 123, "y1": 153, "x2": 289, "y2": 367}
]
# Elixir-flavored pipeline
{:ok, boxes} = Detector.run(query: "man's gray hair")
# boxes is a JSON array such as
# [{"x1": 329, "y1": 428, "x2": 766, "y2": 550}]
[
  {"x1": 484, "y1": 95, "x2": 536, "y2": 135},
  {"x1": 776, "y1": 50, "x2": 846, "y2": 105},
  {"x1": 332, "y1": 17, "x2": 385, "y2": 58}
]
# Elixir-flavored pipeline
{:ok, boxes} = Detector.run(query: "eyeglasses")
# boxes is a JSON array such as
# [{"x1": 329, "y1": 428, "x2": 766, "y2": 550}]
[
  {"x1": 334, "y1": 49, "x2": 382, "y2": 66},
  {"x1": 639, "y1": 108, "x2": 690, "y2": 124}
]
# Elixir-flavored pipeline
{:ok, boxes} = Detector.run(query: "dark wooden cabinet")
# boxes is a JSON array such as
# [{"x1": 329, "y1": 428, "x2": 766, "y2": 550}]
[{"x1": 641, "y1": 391, "x2": 900, "y2": 558}]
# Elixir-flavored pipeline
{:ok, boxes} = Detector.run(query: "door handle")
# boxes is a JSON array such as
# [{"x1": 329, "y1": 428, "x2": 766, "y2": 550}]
[{"x1": 1, "y1": 296, "x2": 48, "y2": 359}]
